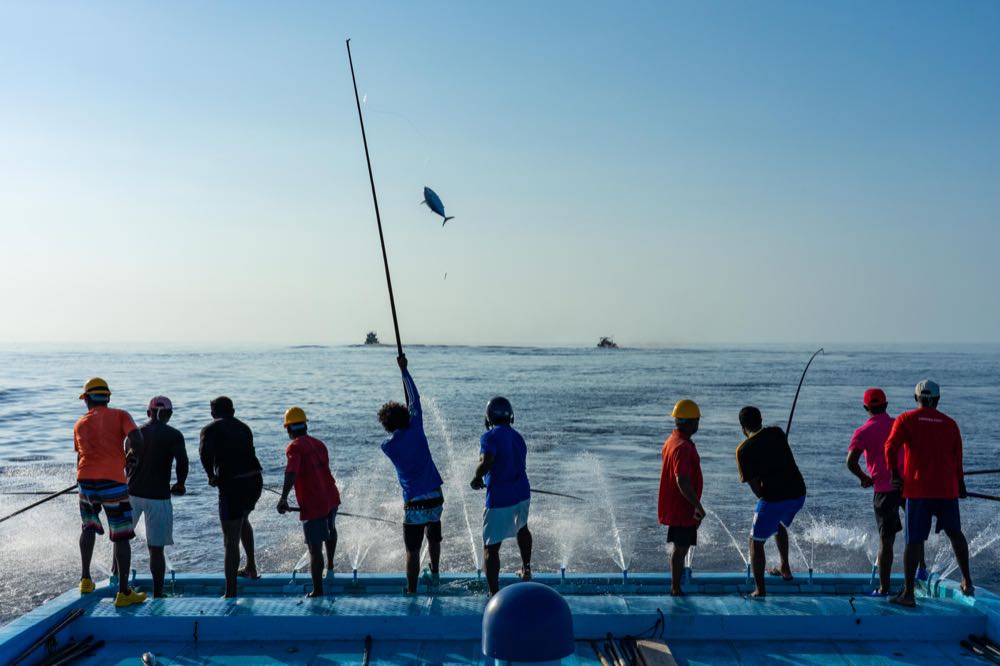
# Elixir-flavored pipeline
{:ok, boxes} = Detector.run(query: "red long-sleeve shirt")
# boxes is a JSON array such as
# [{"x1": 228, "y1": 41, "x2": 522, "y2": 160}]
[{"x1": 884, "y1": 407, "x2": 963, "y2": 499}]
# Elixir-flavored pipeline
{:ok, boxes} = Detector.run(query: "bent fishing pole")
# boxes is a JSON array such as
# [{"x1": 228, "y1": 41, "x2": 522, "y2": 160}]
[
  {"x1": 0, "y1": 483, "x2": 77, "y2": 525},
  {"x1": 786, "y1": 348, "x2": 824, "y2": 438}
]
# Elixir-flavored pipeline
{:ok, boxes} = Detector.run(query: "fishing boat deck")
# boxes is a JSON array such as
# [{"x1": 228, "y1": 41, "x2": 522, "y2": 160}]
[{"x1": 3, "y1": 573, "x2": 999, "y2": 664}]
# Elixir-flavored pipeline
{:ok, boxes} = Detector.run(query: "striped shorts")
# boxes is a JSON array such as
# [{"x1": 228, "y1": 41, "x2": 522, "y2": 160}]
[{"x1": 78, "y1": 480, "x2": 135, "y2": 542}]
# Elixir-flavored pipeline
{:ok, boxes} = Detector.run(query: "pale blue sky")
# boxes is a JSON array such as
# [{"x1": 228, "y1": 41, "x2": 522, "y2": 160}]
[{"x1": 1, "y1": 2, "x2": 998, "y2": 345}]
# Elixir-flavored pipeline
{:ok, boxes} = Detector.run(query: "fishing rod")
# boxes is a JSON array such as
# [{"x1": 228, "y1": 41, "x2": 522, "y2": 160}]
[
  {"x1": 346, "y1": 39, "x2": 404, "y2": 364},
  {"x1": 966, "y1": 491, "x2": 1000, "y2": 502},
  {"x1": 964, "y1": 469, "x2": 1000, "y2": 476},
  {"x1": 532, "y1": 488, "x2": 585, "y2": 502},
  {"x1": 786, "y1": 347, "x2": 824, "y2": 438},
  {"x1": 0, "y1": 483, "x2": 77, "y2": 525},
  {"x1": 262, "y1": 485, "x2": 401, "y2": 525}
]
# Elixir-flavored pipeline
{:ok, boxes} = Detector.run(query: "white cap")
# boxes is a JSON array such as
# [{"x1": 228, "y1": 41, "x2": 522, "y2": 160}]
[{"x1": 915, "y1": 379, "x2": 940, "y2": 399}]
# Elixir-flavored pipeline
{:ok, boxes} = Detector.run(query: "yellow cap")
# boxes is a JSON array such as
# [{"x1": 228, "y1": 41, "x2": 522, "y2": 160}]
[
  {"x1": 283, "y1": 406, "x2": 308, "y2": 427},
  {"x1": 671, "y1": 399, "x2": 700, "y2": 420},
  {"x1": 79, "y1": 377, "x2": 111, "y2": 400}
]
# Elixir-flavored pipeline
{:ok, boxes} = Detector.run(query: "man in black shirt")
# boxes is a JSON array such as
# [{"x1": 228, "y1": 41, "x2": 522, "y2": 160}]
[
  {"x1": 736, "y1": 406, "x2": 807, "y2": 598},
  {"x1": 199, "y1": 396, "x2": 263, "y2": 598},
  {"x1": 128, "y1": 395, "x2": 188, "y2": 598}
]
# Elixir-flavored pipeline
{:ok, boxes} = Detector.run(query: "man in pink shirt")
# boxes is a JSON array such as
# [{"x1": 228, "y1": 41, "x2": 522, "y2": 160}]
[{"x1": 846, "y1": 388, "x2": 924, "y2": 596}]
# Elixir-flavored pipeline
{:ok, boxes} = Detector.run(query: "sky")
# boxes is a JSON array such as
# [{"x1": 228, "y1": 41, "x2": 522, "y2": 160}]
[{"x1": 1, "y1": 1, "x2": 998, "y2": 346}]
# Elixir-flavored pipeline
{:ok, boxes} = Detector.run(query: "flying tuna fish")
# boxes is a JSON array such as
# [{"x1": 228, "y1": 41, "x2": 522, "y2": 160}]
[{"x1": 421, "y1": 187, "x2": 454, "y2": 226}]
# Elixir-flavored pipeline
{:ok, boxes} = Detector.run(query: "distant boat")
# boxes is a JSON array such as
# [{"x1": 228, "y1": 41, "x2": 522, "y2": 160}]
[
  {"x1": 597, "y1": 336, "x2": 618, "y2": 349},
  {"x1": 364, "y1": 331, "x2": 380, "y2": 345}
]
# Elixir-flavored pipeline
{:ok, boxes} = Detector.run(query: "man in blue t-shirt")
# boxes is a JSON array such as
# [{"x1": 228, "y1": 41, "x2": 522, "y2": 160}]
[
  {"x1": 470, "y1": 396, "x2": 531, "y2": 596},
  {"x1": 379, "y1": 355, "x2": 445, "y2": 594}
]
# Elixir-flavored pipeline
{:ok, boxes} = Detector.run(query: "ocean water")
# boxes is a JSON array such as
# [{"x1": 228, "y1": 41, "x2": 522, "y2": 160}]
[{"x1": 1, "y1": 343, "x2": 999, "y2": 624}]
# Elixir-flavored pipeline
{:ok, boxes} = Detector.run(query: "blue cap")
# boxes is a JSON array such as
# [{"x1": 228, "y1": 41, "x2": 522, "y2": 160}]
[{"x1": 482, "y1": 582, "x2": 574, "y2": 662}]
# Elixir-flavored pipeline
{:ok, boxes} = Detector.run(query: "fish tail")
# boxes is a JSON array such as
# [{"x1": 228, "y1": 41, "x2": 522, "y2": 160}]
[{"x1": 443, "y1": 216, "x2": 454, "y2": 227}]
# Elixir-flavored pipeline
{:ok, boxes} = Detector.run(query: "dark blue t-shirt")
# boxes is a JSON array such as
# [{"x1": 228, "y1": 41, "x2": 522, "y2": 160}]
[
  {"x1": 381, "y1": 371, "x2": 444, "y2": 502},
  {"x1": 480, "y1": 425, "x2": 530, "y2": 509}
]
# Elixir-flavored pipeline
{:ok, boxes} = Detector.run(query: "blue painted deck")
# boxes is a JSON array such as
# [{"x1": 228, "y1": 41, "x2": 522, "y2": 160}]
[{"x1": 2, "y1": 572, "x2": 999, "y2": 664}]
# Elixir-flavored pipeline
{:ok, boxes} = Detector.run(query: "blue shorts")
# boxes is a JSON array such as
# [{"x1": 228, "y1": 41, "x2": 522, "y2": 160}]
[
  {"x1": 751, "y1": 496, "x2": 805, "y2": 542},
  {"x1": 302, "y1": 509, "x2": 338, "y2": 545},
  {"x1": 904, "y1": 498, "x2": 961, "y2": 545}
]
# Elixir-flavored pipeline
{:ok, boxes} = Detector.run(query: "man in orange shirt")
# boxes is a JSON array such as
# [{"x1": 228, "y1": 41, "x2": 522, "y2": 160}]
[
  {"x1": 74, "y1": 378, "x2": 147, "y2": 608},
  {"x1": 657, "y1": 399, "x2": 706, "y2": 597},
  {"x1": 886, "y1": 379, "x2": 972, "y2": 607}
]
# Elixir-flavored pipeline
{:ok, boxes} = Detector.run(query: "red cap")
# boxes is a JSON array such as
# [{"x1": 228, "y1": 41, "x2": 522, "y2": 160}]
[
  {"x1": 148, "y1": 395, "x2": 173, "y2": 411},
  {"x1": 863, "y1": 388, "x2": 887, "y2": 407}
]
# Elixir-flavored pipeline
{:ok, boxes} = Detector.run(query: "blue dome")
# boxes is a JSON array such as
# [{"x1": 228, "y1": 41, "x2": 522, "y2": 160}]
[{"x1": 482, "y1": 582, "x2": 574, "y2": 662}]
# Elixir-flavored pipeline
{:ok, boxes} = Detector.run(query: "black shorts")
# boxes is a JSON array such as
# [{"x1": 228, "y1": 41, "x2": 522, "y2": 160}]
[
  {"x1": 873, "y1": 490, "x2": 903, "y2": 538},
  {"x1": 218, "y1": 474, "x2": 263, "y2": 522},
  {"x1": 403, "y1": 520, "x2": 442, "y2": 552},
  {"x1": 667, "y1": 525, "x2": 698, "y2": 548}
]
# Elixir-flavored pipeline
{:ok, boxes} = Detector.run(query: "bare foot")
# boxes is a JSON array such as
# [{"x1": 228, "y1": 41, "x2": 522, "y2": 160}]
[
  {"x1": 961, "y1": 581, "x2": 975, "y2": 597},
  {"x1": 237, "y1": 568, "x2": 261, "y2": 580},
  {"x1": 670, "y1": 588, "x2": 685, "y2": 597},
  {"x1": 306, "y1": 589, "x2": 324, "y2": 598},
  {"x1": 768, "y1": 567, "x2": 793, "y2": 581},
  {"x1": 889, "y1": 593, "x2": 916, "y2": 608},
  {"x1": 749, "y1": 590, "x2": 766, "y2": 599},
  {"x1": 518, "y1": 565, "x2": 532, "y2": 582}
]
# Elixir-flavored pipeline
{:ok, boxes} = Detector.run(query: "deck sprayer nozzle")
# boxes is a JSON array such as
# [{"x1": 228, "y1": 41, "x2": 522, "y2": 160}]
[{"x1": 560, "y1": 567, "x2": 566, "y2": 583}]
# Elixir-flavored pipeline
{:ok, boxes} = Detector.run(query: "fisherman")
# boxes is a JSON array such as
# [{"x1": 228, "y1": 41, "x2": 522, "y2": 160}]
[
  {"x1": 199, "y1": 396, "x2": 263, "y2": 598},
  {"x1": 128, "y1": 395, "x2": 188, "y2": 598},
  {"x1": 74, "y1": 378, "x2": 147, "y2": 608},
  {"x1": 378, "y1": 355, "x2": 444, "y2": 594},
  {"x1": 736, "y1": 406, "x2": 807, "y2": 598},
  {"x1": 658, "y1": 399, "x2": 706, "y2": 597},
  {"x1": 846, "y1": 388, "x2": 928, "y2": 596},
  {"x1": 886, "y1": 380, "x2": 973, "y2": 607},
  {"x1": 276, "y1": 407, "x2": 341, "y2": 597},
  {"x1": 470, "y1": 396, "x2": 532, "y2": 597}
]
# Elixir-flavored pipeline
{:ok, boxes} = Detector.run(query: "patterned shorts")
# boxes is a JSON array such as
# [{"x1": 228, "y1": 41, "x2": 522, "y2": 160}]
[{"x1": 78, "y1": 479, "x2": 135, "y2": 542}]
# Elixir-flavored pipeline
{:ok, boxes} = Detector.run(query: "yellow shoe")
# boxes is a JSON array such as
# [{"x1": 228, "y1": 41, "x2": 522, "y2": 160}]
[
  {"x1": 79, "y1": 578, "x2": 95, "y2": 594},
  {"x1": 114, "y1": 588, "x2": 147, "y2": 608}
]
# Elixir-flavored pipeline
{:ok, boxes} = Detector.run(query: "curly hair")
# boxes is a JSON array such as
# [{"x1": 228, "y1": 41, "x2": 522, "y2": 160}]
[{"x1": 378, "y1": 401, "x2": 410, "y2": 433}]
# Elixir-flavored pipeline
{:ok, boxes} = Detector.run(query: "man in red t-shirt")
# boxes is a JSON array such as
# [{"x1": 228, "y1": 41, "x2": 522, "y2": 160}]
[
  {"x1": 276, "y1": 407, "x2": 341, "y2": 597},
  {"x1": 885, "y1": 379, "x2": 972, "y2": 607},
  {"x1": 657, "y1": 399, "x2": 706, "y2": 596}
]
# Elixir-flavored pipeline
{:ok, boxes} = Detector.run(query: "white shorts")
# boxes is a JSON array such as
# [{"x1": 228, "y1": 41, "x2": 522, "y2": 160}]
[
  {"x1": 131, "y1": 496, "x2": 174, "y2": 547},
  {"x1": 483, "y1": 499, "x2": 530, "y2": 546}
]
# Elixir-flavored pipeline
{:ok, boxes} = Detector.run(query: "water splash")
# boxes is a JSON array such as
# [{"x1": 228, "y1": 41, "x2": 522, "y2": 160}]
[
  {"x1": 705, "y1": 509, "x2": 748, "y2": 567},
  {"x1": 585, "y1": 453, "x2": 633, "y2": 571},
  {"x1": 940, "y1": 513, "x2": 1000, "y2": 581},
  {"x1": 336, "y1": 457, "x2": 398, "y2": 570},
  {"x1": 425, "y1": 397, "x2": 482, "y2": 570}
]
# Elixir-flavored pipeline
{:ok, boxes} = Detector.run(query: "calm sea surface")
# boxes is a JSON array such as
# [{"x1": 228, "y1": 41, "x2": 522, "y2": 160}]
[{"x1": 1, "y1": 344, "x2": 999, "y2": 624}]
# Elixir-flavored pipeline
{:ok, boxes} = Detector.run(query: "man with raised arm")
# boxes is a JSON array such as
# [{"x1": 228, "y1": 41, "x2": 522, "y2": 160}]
[
  {"x1": 886, "y1": 380, "x2": 972, "y2": 608},
  {"x1": 658, "y1": 399, "x2": 706, "y2": 597},
  {"x1": 471, "y1": 396, "x2": 532, "y2": 597},
  {"x1": 74, "y1": 377, "x2": 147, "y2": 608},
  {"x1": 276, "y1": 407, "x2": 341, "y2": 597},
  {"x1": 378, "y1": 355, "x2": 445, "y2": 594},
  {"x1": 200, "y1": 396, "x2": 263, "y2": 598},
  {"x1": 736, "y1": 406, "x2": 807, "y2": 598},
  {"x1": 129, "y1": 395, "x2": 188, "y2": 598}
]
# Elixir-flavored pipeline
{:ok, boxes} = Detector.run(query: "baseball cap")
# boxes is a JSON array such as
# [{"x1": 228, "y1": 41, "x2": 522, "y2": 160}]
[
  {"x1": 148, "y1": 395, "x2": 173, "y2": 411},
  {"x1": 863, "y1": 388, "x2": 887, "y2": 407},
  {"x1": 915, "y1": 379, "x2": 940, "y2": 399}
]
